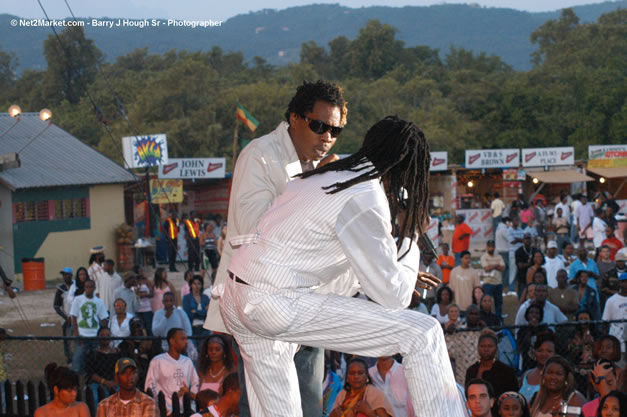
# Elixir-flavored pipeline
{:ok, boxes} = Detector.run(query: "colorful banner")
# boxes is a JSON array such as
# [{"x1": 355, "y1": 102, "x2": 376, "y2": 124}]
[
  {"x1": 588, "y1": 158, "x2": 627, "y2": 168},
  {"x1": 158, "y1": 158, "x2": 226, "y2": 179},
  {"x1": 149, "y1": 179, "x2": 183, "y2": 204},
  {"x1": 522, "y1": 147, "x2": 574, "y2": 167},
  {"x1": 236, "y1": 103, "x2": 259, "y2": 132},
  {"x1": 122, "y1": 134, "x2": 168, "y2": 168},
  {"x1": 465, "y1": 149, "x2": 519, "y2": 168},
  {"x1": 456, "y1": 209, "x2": 493, "y2": 243},
  {"x1": 588, "y1": 145, "x2": 627, "y2": 160},
  {"x1": 430, "y1": 152, "x2": 448, "y2": 171}
]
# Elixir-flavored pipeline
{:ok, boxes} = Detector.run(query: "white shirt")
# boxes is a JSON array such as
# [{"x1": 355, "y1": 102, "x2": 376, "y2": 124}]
[
  {"x1": 109, "y1": 312, "x2": 133, "y2": 347},
  {"x1": 544, "y1": 256, "x2": 566, "y2": 288},
  {"x1": 592, "y1": 217, "x2": 607, "y2": 248},
  {"x1": 152, "y1": 307, "x2": 192, "y2": 350},
  {"x1": 229, "y1": 166, "x2": 419, "y2": 310},
  {"x1": 514, "y1": 299, "x2": 568, "y2": 327},
  {"x1": 572, "y1": 200, "x2": 582, "y2": 226},
  {"x1": 70, "y1": 294, "x2": 109, "y2": 337},
  {"x1": 430, "y1": 303, "x2": 449, "y2": 324},
  {"x1": 602, "y1": 293, "x2": 626, "y2": 352},
  {"x1": 555, "y1": 202, "x2": 570, "y2": 220},
  {"x1": 495, "y1": 222, "x2": 509, "y2": 253},
  {"x1": 369, "y1": 361, "x2": 415, "y2": 417},
  {"x1": 98, "y1": 272, "x2": 123, "y2": 313},
  {"x1": 145, "y1": 353, "x2": 199, "y2": 412},
  {"x1": 204, "y1": 122, "x2": 357, "y2": 333}
]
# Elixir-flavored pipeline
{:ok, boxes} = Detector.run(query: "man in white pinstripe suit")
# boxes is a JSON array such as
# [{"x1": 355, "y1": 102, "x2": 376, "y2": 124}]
[
  {"x1": 219, "y1": 116, "x2": 468, "y2": 417},
  {"x1": 205, "y1": 81, "x2": 352, "y2": 417}
]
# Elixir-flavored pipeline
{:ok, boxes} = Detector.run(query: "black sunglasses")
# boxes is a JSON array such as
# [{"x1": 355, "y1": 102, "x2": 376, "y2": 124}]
[{"x1": 303, "y1": 116, "x2": 343, "y2": 138}]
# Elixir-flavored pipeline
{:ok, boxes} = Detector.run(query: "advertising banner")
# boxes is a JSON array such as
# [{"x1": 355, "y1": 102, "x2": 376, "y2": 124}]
[
  {"x1": 149, "y1": 179, "x2": 183, "y2": 204},
  {"x1": 456, "y1": 209, "x2": 493, "y2": 243},
  {"x1": 158, "y1": 158, "x2": 226, "y2": 179},
  {"x1": 522, "y1": 147, "x2": 574, "y2": 167},
  {"x1": 122, "y1": 134, "x2": 168, "y2": 168},
  {"x1": 430, "y1": 152, "x2": 448, "y2": 171},
  {"x1": 465, "y1": 149, "x2": 519, "y2": 169},
  {"x1": 588, "y1": 145, "x2": 627, "y2": 160}
]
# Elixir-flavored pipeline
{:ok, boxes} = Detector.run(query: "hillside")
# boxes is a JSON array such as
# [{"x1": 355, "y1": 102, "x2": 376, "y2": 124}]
[{"x1": 1, "y1": 1, "x2": 625, "y2": 73}]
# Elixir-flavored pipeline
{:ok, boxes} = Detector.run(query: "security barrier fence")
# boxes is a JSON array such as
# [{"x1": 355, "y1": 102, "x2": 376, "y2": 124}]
[{"x1": 0, "y1": 320, "x2": 624, "y2": 417}]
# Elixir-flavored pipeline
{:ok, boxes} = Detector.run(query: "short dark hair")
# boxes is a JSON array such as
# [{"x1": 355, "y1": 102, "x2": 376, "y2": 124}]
[
  {"x1": 525, "y1": 302, "x2": 544, "y2": 323},
  {"x1": 166, "y1": 327, "x2": 184, "y2": 345},
  {"x1": 221, "y1": 372, "x2": 240, "y2": 396},
  {"x1": 44, "y1": 363, "x2": 79, "y2": 392},
  {"x1": 162, "y1": 291, "x2": 175, "y2": 300},
  {"x1": 465, "y1": 378, "x2": 494, "y2": 398},
  {"x1": 460, "y1": 250, "x2": 471, "y2": 258},
  {"x1": 494, "y1": 192, "x2": 500, "y2": 198},
  {"x1": 284, "y1": 80, "x2": 347, "y2": 125},
  {"x1": 105, "y1": 259, "x2": 114, "y2": 266}
]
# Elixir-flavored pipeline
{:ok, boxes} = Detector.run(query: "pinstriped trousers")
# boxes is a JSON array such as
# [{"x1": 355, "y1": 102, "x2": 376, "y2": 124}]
[{"x1": 220, "y1": 278, "x2": 467, "y2": 417}]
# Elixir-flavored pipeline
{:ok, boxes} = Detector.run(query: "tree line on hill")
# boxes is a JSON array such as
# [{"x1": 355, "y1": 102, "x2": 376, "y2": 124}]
[{"x1": 0, "y1": 8, "x2": 625, "y2": 168}]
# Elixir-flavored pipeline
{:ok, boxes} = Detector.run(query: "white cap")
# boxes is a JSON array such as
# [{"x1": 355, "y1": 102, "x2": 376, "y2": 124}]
[{"x1": 547, "y1": 241, "x2": 558, "y2": 249}]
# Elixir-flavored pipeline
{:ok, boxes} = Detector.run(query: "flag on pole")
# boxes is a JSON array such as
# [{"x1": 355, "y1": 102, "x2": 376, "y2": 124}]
[{"x1": 236, "y1": 103, "x2": 259, "y2": 132}]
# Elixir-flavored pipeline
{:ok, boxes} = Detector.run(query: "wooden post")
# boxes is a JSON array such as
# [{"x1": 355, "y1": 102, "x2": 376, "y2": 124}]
[{"x1": 232, "y1": 118, "x2": 240, "y2": 170}]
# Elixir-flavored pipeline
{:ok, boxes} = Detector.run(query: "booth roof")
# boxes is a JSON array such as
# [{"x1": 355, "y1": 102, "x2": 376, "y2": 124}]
[
  {"x1": 527, "y1": 169, "x2": 593, "y2": 184},
  {"x1": 586, "y1": 166, "x2": 627, "y2": 179}
]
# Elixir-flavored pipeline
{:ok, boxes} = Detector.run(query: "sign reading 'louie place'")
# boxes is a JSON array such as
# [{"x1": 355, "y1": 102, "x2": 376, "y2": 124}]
[
  {"x1": 464, "y1": 149, "x2": 519, "y2": 168},
  {"x1": 522, "y1": 147, "x2": 574, "y2": 167},
  {"x1": 158, "y1": 158, "x2": 226, "y2": 179}
]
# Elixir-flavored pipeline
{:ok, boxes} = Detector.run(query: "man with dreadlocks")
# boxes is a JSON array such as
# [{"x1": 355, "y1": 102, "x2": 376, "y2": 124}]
[{"x1": 218, "y1": 116, "x2": 466, "y2": 417}]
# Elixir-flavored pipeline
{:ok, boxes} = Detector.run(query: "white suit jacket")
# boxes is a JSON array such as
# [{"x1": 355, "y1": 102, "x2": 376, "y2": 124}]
[{"x1": 204, "y1": 122, "x2": 357, "y2": 333}]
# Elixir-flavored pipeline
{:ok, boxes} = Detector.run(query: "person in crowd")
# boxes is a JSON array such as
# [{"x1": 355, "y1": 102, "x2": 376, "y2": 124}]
[
  {"x1": 573, "y1": 270, "x2": 601, "y2": 321},
  {"x1": 453, "y1": 215, "x2": 474, "y2": 266},
  {"x1": 495, "y1": 217, "x2": 511, "y2": 291},
  {"x1": 444, "y1": 304, "x2": 463, "y2": 333},
  {"x1": 491, "y1": 193, "x2": 505, "y2": 237},
  {"x1": 193, "y1": 372, "x2": 241, "y2": 417},
  {"x1": 466, "y1": 378, "x2": 495, "y2": 417},
  {"x1": 553, "y1": 207, "x2": 570, "y2": 256},
  {"x1": 86, "y1": 327, "x2": 120, "y2": 402},
  {"x1": 558, "y1": 242, "x2": 577, "y2": 270},
  {"x1": 437, "y1": 242, "x2": 455, "y2": 285},
  {"x1": 601, "y1": 273, "x2": 627, "y2": 354},
  {"x1": 112, "y1": 272, "x2": 140, "y2": 315},
  {"x1": 216, "y1": 224, "x2": 227, "y2": 257},
  {"x1": 582, "y1": 360, "x2": 619, "y2": 417},
  {"x1": 109, "y1": 298, "x2": 133, "y2": 348},
  {"x1": 202, "y1": 222, "x2": 221, "y2": 280},
  {"x1": 152, "y1": 292, "x2": 192, "y2": 352},
  {"x1": 96, "y1": 357, "x2": 157, "y2": 417},
  {"x1": 182, "y1": 213, "x2": 201, "y2": 272},
  {"x1": 446, "y1": 305, "x2": 484, "y2": 385},
  {"x1": 564, "y1": 310, "x2": 598, "y2": 377},
  {"x1": 571, "y1": 194, "x2": 583, "y2": 244},
  {"x1": 520, "y1": 203, "x2": 534, "y2": 228},
  {"x1": 145, "y1": 328, "x2": 200, "y2": 413},
  {"x1": 465, "y1": 331, "x2": 518, "y2": 399},
  {"x1": 544, "y1": 241, "x2": 565, "y2": 288},
  {"x1": 70, "y1": 279, "x2": 109, "y2": 374},
  {"x1": 529, "y1": 356, "x2": 585, "y2": 417},
  {"x1": 517, "y1": 304, "x2": 550, "y2": 371},
  {"x1": 472, "y1": 286, "x2": 485, "y2": 308},
  {"x1": 596, "y1": 246, "x2": 615, "y2": 309},
  {"x1": 164, "y1": 211, "x2": 179, "y2": 272},
  {"x1": 450, "y1": 250, "x2": 482, "y2": 311},
  {"x1": 601, "y1": 253, "x2": 626, "y2": 308},
  {"x1": 198, "y1": 334, "x2": 236, "y2": 395},
  {"x1": 323, "y1": 351, "x2": 344, "y2": 417},
  {"x1": 182, "y1": 275, "x2": 210, "y2": 342},
  {"x1": 515, "y1": 284, "x2": 567, "y2": 327},
  {"x1": 555, "y1": 194, "x2": 571, "y2": 220},
  {"x1": 420, "y1": 249, "x2": 443, "y2": 309},
  {"x1": 100, "y1": 259, "x2": 123, "y2": 313},
  {"x1": 548, "y1": 269, "x2": 579, "y2": 319},
  {"x1": 515, "y1": 233, "x2": 539, "y2": 297},
  {"x1": 592, "y1": 209, "x2": 608, "y2": 250},
  {"x1": 593, "y1": 336, "x2": 623, "y2": 368},
  {"x1": 576, "y1": 195, "x2": 595, "y2": 244},
  {"x1": 479, "y1": 294, "x2": 501, "y2": 327},
  {"x1": 134, "y1": 267, "x2": 154, "y2": 336},
  {"x1": 466, "y1": 304, "x2": 486, "y2": 329},
  {"x1": 480, "y1": 240, "x2": 505, "y2": 318},
  {"x1": 408, "y1": 290, "x2": 429, "y2": 314},
  {"x1": 508, "y1": 216, "x2": 526, "y2": 277},
  {"x1": 118, "y1": 318, "x2": 162, "y2": 390},
  {"x1": 369, "y1": 356, "x2": 415, "y2": 417},
  {"x1": 431, "y1": 286, "x2": 454, "y2": 324},
  {"x1": 519, "y1": 332, "x2": 555, "y2": 403},
  {"x1": 497, "y1": 391, "x2": 531, "y2": 417},
  {"x1": 526, "y1": 252, "x2": 546, "y2": 287},
  {"x1": 35, "y1": 363, "x2": 89, "y2": 417},
  {"x1": 88, "y1": 246, "x2": 106, "y2": 290},
  {"x1": 329, "y1": 358, "x2": 394, "y2": 417},
  {"x1": 596, "y1": 391, "x2": 626, "y2": 417},
  {"x1": 601, "y1": 226, "x2": 622, "y2": 261},
  {"x1": 533, "y1": 200, "x2": 547, "y2": 243},
  {"x1": 151, "y1": 268, "x2": 178, "y2": 313},
  {"x1": 67, "y1": 266, "x2": 89, "y2": 307},
  {"x1": 54, "y1": 266, "x2": 75, "y2": 364},
  {"x1": 180, "y1": 270, "x2": 194, "y2": 299},
  {"x1": 569, "y1": 246, "x2": 601, "y2": 299},
  {"x1": 520, "y1": 282, "x2": 537, "y2": 304},
  {"x1": 521, "y1": 270, "x2": 548, "y2": 302},
  {"x1": 191, "y1": 390, "x2": 220, "y2": 417}
]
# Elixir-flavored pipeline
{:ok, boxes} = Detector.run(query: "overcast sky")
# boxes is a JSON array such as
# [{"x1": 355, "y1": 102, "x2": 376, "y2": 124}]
[{"x1": 3, "y1": 1, "x2": 618, "y2": 21}]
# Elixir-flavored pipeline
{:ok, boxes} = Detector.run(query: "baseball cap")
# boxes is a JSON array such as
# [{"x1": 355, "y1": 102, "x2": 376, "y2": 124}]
[
  {"x1": 615, "y1": 252, "x2": 627, "y2": 262},
  {"x1": 115, "y1": 357, "x2": 137, "y2": 374},
  {"x1": 620, "y1": 273, "x2": 627, "y2": 281},
  {"x1": 60, "y1": 267, "x2": 73, "y2": 275},
  {"x1": 547, "y1": 241, "x2": 558, "y2": 249}
]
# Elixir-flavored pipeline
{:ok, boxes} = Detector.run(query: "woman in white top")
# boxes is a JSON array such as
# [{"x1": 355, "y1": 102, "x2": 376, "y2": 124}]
[
  {"x1": 431, "y1": 286, "x2": 453, "y2": 324},
  {"x1": 109, "y1": 298, "x2": 133, "y2": 347}
]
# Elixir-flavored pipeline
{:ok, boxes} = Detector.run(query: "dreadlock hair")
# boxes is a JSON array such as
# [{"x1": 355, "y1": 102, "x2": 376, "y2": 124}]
[
  {"x1": 299, "y1": 116, "x2": 431, "y2": 258},
  {"x1": 284, "y1": 80, "x2": 348, "y2": 125}
]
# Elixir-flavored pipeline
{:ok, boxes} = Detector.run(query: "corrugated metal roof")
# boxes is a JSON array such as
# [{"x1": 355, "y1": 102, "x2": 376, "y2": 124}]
[{"x1": 0, "y1": 113, "x2": 137, "y2": 190}]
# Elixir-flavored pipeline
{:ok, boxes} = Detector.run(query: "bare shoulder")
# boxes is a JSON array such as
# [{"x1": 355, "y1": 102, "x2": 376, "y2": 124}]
[{"x1": 34, "y1": 404, "x2": 50, "y2": 417}]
